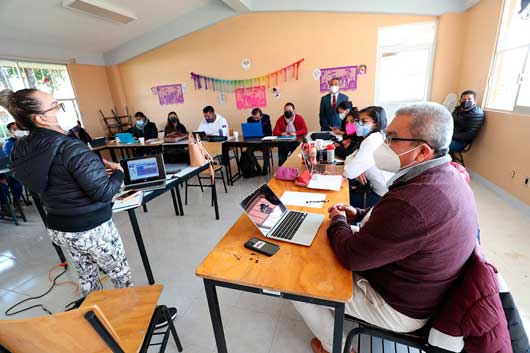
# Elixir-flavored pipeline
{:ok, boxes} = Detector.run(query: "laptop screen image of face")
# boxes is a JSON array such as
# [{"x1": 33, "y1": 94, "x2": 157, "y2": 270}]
[
  {"x1": 127, "y1": 157, "x2": 160, "y2": 182},
  {"x1": 241, "y1": 185, "x2": 287, "y2": 236}
]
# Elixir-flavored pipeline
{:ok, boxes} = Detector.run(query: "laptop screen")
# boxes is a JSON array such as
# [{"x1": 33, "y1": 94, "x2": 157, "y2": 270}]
[
  {"x1": 127, "y1": 157, "x2": 160, "y2": 182},
  {"x1": 240, "y1": 184, "x2": 287, "y2": 236}
]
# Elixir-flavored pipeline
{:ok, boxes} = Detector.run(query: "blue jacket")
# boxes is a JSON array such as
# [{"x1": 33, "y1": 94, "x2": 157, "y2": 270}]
[
  {"x1": 319, "y1": 92, "x2": 349, "y2": 131},
  {"x1": 2, "y1": 137, "x2": 15, "y2": 157}
]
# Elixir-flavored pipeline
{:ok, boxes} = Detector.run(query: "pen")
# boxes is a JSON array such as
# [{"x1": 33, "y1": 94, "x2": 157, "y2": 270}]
[{"x1": 306, "y1": 200, "x2": 329, "y2": 203}]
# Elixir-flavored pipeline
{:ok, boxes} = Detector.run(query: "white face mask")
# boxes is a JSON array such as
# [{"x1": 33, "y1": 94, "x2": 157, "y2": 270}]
[
  {"x1": 339, "y1": 112, "x2": 346, "y2": 120},
  {"x1": 14, "y1": 130, "x2": 27, "y2": 138},
  {"x1": 374, "y1": 143, "x2": 423, "y2": 173},
  {"x1": 53, "y1": 109, "x2": 78, "y2": 132},
  {"x1": 331, "y1": 85, "x2": 339, "y2": 94}
]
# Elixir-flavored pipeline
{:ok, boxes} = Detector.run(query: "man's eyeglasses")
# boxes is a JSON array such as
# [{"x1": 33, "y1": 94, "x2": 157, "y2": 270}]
[
  {"x1": 384, "y1": 135, "x2": 433, "y2": 149},
  {"x1": 40, "y1": 102, "x2": 65, "y2": 115}
]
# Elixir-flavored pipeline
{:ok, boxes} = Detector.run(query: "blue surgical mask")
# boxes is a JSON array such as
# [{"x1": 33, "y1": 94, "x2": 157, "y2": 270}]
[
  {"x1": 136, "y1": 120, "x2": 145, "y2": 128},
  {"x1": 355, "y1": 122, "x2": 373, "y2": 137}
]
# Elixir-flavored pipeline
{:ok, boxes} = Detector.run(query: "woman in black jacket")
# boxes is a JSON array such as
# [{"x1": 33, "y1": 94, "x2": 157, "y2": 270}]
[
  {"x1": 8, "y1": 89, "x2": 133, "y2": 297},
  {"x1": 164, "y1": 111, "x2": 187, "y2": 137},
  {"x1": 130, "y1": 111, "x2": 158, "y2": 140}
]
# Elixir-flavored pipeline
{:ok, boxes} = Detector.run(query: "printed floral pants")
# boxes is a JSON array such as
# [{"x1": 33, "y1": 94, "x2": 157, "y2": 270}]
[{"x1": 48, "y1": 219, "x2": 134, "y2": 296}]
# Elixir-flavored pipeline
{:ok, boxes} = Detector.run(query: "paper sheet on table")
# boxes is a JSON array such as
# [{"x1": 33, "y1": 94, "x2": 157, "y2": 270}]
[
  {"x1": 307, "y1": 174, "x2": 343, "y2": 191},
  {"x1": 261, "y1": 136, "x2": 277, "y2": 141},
  {"x1": 280, "y1": 191, "x2": 327, "y2": 209}
]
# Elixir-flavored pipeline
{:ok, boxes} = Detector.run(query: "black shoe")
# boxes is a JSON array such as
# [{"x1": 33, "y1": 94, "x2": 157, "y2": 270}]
[
  {"x1": 255, "y1": 164, "x2": 262, "y2": 175},
  {"x1": 155, "y1": 307, "x2": 177, "y2": 329}
]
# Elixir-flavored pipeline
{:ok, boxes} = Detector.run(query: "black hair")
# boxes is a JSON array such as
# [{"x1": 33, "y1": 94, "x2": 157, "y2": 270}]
[
  {"x1": 359, "y1": 106, "x2": 388, "y2": 133},
  {"x1": 203, "y1": 106, "x2": 215, "y2": 114},
  {"x1": 345, "y1": 107, "x2": 360, "y2": 121},
  {"x1": 335, "y1": 100, "x2": 353, "y2": 113},
  {"x1": 134, "y1": 111, "x2": 147, "y2": 119},
  {"x1": 7, "y1": 88, "x2": 41, "y2": 131},
  {"x1": 6, "y1": 122, "x2": 16, "y2": 131},
  {"x1": 330, "y1": 77, "x2": 340, "y2": 84},
  {"x1": 167, "y1": 111, "x2": 180, "y2": 124},
  {"x1": 251, "y1": 108, "x2": 262, "y2": 116},
  {"x1": 284, "y1": 102, "x2": 295, "y2": 110},
  {"x1": 461, "y1": 90, "x2": 477, "y2": 99}
]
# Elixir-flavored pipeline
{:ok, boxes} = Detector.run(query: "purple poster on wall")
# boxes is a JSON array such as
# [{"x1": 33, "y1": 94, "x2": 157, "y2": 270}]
[
  {"x1": 235, "y1": 85, "x2": 267, "y2": 110},
  {"x1": 319, "y1": 65, "x2": 358, "y2": 93},
  {"x1": 156, "y1": 84, "x2": 184, "y2": 105}
]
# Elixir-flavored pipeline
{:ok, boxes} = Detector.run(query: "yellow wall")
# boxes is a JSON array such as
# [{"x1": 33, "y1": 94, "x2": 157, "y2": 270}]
[
  {"x1": 68, "y1": 63, "x2": 114, "y2": 137},
  {"x1": 115, "y1": 12, "x2": 451, "y2": 133}
]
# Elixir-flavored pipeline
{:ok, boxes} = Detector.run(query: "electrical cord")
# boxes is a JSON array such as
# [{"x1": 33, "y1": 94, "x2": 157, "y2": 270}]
[{"x1": 4, "y1": 265, "x2": 68, "y2": 317}]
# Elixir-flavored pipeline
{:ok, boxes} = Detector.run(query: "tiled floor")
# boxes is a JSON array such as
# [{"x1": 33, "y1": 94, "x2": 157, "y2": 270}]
[{"x1": 0, "y1": 173, "x2": 529, "y2": 353}]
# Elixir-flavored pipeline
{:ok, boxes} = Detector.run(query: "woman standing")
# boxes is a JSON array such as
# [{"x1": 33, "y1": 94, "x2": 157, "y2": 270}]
[
  {"x1": 8, "y1": 89, "x2": 133, "y2": 297},
  {"x1": 273, "y1": 102, "x2": 308, "y2": 165}
]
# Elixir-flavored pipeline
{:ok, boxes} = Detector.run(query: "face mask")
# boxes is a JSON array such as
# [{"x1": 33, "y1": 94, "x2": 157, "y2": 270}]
[
  {"x1": 170, "y1": 117, "x2": 178, "y2": 123},
  {"x1": 355, "y1": 122, "x2": 373, "y2": 137},
  {"x1": 345, "y1": 122, "x2": 356, "y2": 135},
  {"x1": 461, "y1": 100, "x2": 474, "y2": 110},
  {"x1": 14, "y1": 130, "x2": 26, "y2": 138},
  {"x1": 55, "y1": 110, "x2": 78, "y2": 132},
  {"x1": 331, "y1": 85, "x2": 339, "y2": 94},
  {"x1": 136, "y1": 120, "x2": 145, "y2": 128},
  {"x1": 339, "y1": 111, "x2": 348, "y2": 120},
  {"x1": 284, "y1": 111, "x2": 293, "y2": 119},
  {"x1": 373, "y1": 143, "x2": 423, "y2": 173}
]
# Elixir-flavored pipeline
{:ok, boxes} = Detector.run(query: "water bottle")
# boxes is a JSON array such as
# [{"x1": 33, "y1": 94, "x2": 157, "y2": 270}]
[
  {"x1": 310, "y1": 143, "x2": 317, "y2": 164},
  {"x1": 218, "y1": 128, "x2": 223, "y2": 136},
  {"x1": 326, "y1": 144, "x2": 335, "y2": 164}
]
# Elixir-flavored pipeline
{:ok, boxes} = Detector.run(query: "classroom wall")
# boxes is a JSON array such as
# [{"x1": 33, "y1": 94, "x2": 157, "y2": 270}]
[
  {"x1": 67, "y1": 63, "x2": 114, "y2": 137},
  {"x1": 113, "y1": 12, "x2": 456, "y2": 133}
]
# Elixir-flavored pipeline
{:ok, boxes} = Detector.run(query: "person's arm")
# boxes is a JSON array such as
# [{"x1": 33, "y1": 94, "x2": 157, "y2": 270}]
[
  {"x1": 62, "y1": 140, "x2": 123, "y2": 203},
  {"x1": 2, "y1": 139, "x2": 14, "y2": 156},
  {"x1": 327, "y1": 198, "x2": 423, "y2": 271},
  {"x1": 179, "y1": 123, "x2": 188, "y2": 134},
  {"x1": 295, "y1": 116, "x2": 308, "y2": 135},
  {"x1": 145, "y1": 122, "x2": 158, "y2": 140},
  {"x1": 263, "y1": 115, "x2": 273, "y2": 136},
  {"x1": 273, "y1": 118, "x2": 283, "y2": 136},
  {"x1": 319, "y1": 97, "x2": 328, "y2": 131},
  {"x1": 343, "y1": 133, "x2": 382, "y2": 179}
]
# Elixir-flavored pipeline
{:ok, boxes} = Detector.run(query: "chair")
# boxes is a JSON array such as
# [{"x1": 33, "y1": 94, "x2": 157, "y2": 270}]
[
  {"x1": 450, "y1": 143, "x2": 472, "y2": 167},
  {"x1": 100, "y1": 107, "x2": 132, "y2": 137},
  {"x1": 0, "y1": 285, "x2": 182, "y2": 353},
  {"x1": 343, "y1": 316, "x2": 432, "y2": 353}
]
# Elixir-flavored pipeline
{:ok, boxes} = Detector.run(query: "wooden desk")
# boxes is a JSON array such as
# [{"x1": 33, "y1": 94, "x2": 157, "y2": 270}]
[
  {"x1": 80, "y1": 284, "x2": 163, "y2": 352},
  {"x1": 196, "y1": 148, "x2": 352, "y2": 353}
]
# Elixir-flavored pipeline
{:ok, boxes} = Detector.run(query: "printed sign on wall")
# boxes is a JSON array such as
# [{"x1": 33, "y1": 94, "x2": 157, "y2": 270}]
[
  {"x1": 235, "y1": 85, "x2": 267, "y2": 110},
  {"x1": 156, "y1": 84, "x2": 184, "y2": 105},
  {"x1": 319, "y1": 65, "x2": 358, "y2": 93}
]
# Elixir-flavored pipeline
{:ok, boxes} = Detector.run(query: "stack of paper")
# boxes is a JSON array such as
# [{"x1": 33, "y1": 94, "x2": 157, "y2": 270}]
[
  {"x1": 307, "y1": 175, "x2": 343, "y2": 191},
  {"x1": 112, "y1": 191, "x2": 143, "y2": 212}
]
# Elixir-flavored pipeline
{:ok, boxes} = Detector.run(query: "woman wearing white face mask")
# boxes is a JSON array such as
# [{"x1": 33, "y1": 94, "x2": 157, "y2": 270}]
[
  {"x1": 343, "y1": 106, "x2": 392, "y2": 208},
  {"x1": 8, "y1": 89, "x2": 134, "y2": 298}
]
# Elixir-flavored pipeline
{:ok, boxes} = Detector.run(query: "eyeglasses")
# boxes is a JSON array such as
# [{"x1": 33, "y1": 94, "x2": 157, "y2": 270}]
[
  {"x1": 384, "y1": 135, "x2": 433, "y2": 149},
  {"x1": 40, "y1": 102, "x2": 65, "y2": 115}
]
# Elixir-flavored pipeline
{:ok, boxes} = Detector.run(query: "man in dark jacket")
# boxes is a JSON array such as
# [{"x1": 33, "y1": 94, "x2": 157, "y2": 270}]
[
  {"x1": 293, "y1": 102, "x2": 478, "y2": 353},
  {"x1": 319, "y1": 77, "x2": 349, "y2": 131},
  {"x1": 244, "y1": 108, "x2": 272, "y2": 175},
  {"x1": 449, "y1": 90, "x2": 485, "y2": 152}
]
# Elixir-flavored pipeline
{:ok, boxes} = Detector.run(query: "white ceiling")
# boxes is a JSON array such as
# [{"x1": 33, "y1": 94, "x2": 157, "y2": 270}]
[{"x1": 0, "y1": 0, "x2": 480, "y2": 66}]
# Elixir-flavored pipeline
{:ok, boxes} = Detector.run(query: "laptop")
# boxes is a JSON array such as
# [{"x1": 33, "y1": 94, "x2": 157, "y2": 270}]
[
  {"x1": 240, "y1": 184, "x2": 324, "y2": 246},
  {"x1": 91, "y1": 137, "x2": 106, "y2": 147},
  {"x1": 120, "y1": 154, "x2": 167, "y2": 191},
  {"x1": 241, "y1": 122, "x2": 264, "y2": 138},
  {"x1": 116, "y1": 132, "x2": 136, "y2": 144},
  {"x1": 192, "y1": 131, "x2": 206, "y2": 139},
  {"x1": 301, "y1": 149, "x2": 337, "y2": 175}
]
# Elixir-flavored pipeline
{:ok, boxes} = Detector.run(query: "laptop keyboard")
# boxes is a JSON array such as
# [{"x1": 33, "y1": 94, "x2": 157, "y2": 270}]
[
  {"x1": 124, "y1": 180, "x2": 165, "y2": 191},
  {"x1": 269, "y1": 211, "x2": 307, "y2": 240},
  {"x1": 313, "y1": 164, "x2": 326, "y2": 174}
]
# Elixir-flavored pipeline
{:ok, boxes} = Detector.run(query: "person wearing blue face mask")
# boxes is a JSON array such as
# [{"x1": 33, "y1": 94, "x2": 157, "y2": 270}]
[
  {"x1": 197, "y1": 105, "x2": 228, "y2": 136},
  {"x1": 343, "y1": 106, "x2": 391, "y2": 208},
  {"x1": 449, "y1": 90, "x2": 484, "y2": 152},
  {"x1": 130, "y1": 111, "x2": 158, "y2": 140}
]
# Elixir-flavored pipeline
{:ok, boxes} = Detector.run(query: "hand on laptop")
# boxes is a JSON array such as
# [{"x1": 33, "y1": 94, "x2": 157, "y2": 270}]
[{"x1": 328, "y1": 203, "x2": 357, "y2": 223}]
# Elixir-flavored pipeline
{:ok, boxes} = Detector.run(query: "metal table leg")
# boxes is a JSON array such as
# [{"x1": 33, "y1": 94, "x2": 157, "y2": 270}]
[
  {"x1": 170, "y1": 188, "x2": 180, "y2": 216},
  {"x1": 175, "y1": 184, "x2": 184, "y2": 216},
  {"x1": 127, "y1": 208, "x2": 155, "y2": 284},
  {"x1": 204, "y1": 279, "x2": 228, "y2": 353},
  {"x1": 212, "y1": 178, "x2": 219, "y2": 220},
  {"x1": 332, "y1": 303, "x2": 345, "y2": 353}
]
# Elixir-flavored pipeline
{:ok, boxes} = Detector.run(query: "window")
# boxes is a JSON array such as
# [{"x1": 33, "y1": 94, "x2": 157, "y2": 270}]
[
  {"x1": 375, "y1": 21, "x2": 437, "y2": 118},
  {"x1": 0, "y1": 60, "x2": 80, "y2": 141},
  {"x1": 486, "y1": 0, "x2": 530, "y2": 114}
]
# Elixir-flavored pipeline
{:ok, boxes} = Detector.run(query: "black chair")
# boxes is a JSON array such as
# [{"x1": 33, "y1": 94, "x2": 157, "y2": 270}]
[
  {"x1": 343, "y1": 316, "x2": 434, "y2": 353},
  {"x1": 450, "y1": 143, "x2": 472, "y2": 167},
  {"x1": 185, "y1": 157, "x2": 227, "y2": 205}
]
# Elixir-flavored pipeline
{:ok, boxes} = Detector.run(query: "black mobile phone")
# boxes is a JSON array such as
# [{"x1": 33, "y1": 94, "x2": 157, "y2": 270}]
[
  {"x1": 116, "y1": 190, "x2": 137, "y2": 201},
  {"x1": 244, "y1": 237, "x2": 280, "y2": 257}
]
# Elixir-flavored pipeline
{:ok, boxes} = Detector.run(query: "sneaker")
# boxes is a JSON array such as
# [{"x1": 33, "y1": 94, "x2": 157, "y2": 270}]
[{"x1": 155, "y1": 307, "x2": 177, "y2": 329}]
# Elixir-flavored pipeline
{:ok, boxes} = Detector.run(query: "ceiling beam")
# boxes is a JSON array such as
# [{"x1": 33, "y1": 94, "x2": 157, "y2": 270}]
[{"x1": 219, "y1": 0, "x2": 251, "y2": 13}]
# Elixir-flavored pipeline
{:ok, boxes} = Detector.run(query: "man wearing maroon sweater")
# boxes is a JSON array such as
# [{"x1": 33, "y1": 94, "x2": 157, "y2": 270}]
[{"x1": 293, "y1": 102, "x2": 478, "y2": 353}]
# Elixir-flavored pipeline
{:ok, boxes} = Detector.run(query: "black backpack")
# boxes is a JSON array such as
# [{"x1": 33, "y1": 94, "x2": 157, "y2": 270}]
[{"x1": 239, "y1": 153, "x2": 257, "y2": 178}]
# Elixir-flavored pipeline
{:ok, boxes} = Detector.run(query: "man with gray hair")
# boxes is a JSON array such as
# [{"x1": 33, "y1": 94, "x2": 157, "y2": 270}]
[{"x1": 294, "y1": 102, "x2": 478, "y2": 353}]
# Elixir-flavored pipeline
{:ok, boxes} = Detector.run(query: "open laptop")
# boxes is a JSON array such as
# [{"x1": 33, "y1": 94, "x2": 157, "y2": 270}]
[
  {"x1": 192, "y1": 131, "x2": 206, "y2": 139},
  {"x1": 91, "y1": 137, "x2": 106, "y2": 147},
  {"x1": 116, "y1": 132, "x2": 136, "y2": 144},
  {"x1": 120, "y1": 154, "x2": 167, "y2": 191},
  {"x1": 240, "y1": 184, "x2": 324, "y2": 246},
  {"x1": 241, "y1": 122, "x2": 264, "y2": 138},
  {"x1": 302, "y1": 149, "x2": 337, "y2": 175}
]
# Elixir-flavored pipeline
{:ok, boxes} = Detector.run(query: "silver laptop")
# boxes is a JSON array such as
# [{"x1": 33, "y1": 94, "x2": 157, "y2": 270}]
[
  {"x1": 120, "y1": 154, "x2": 167, "y2": 192},
  {"x1": 240, "y1": 184, "x2": 325, "y2": 246}
]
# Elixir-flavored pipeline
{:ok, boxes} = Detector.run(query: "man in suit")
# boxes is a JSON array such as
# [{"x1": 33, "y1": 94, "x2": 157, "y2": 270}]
[{"x1": 319, "y1": 77, "x2": 349, "y2": 131}]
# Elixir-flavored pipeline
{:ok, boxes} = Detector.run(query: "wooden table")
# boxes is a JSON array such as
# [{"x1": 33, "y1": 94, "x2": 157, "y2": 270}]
[
  {"x1": 91, "y1": 140, "x2": 164, "y2": 162},
  {"x1": 196, "y1": 148, "x2": 352, "y2": 353},
  {"x1": 80, "y1": 284, "x2": 163, "y2": 352}
]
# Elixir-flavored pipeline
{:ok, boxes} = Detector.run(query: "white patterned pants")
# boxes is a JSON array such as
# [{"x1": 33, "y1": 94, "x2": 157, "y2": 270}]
[{"x1": 48, "y1": 219, "x2": 134, "y2": 297}]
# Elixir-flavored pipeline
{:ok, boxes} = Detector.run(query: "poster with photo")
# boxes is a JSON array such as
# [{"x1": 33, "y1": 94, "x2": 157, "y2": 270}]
[
  {"x1": 235, "y1": 85, "x2": 267, "y2": 110},
  {"x1": 319, "y1": 65, "x2": 358, "y2": 92}
]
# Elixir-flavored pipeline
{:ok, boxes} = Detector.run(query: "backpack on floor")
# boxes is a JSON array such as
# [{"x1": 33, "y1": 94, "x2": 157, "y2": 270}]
[{"x1": 239, "y1": 153, "x2": 257, "y2": 178}]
